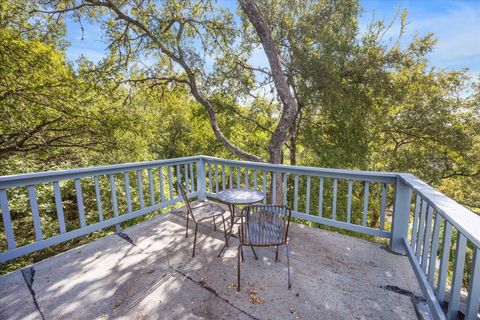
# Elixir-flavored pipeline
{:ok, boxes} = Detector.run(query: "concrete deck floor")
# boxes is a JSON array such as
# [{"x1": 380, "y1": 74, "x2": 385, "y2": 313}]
[{"x1": 0, "y1": 201, "x2": 423, "y2": 320}]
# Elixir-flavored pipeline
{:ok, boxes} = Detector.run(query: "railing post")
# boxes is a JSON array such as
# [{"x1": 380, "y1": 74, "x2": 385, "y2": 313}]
[
  {"x1": 197, "y1": 157, "x2": 207, "y2": 201},
  {"x1": 391, "y1": 178, "x2": 412, "y2": 254}
]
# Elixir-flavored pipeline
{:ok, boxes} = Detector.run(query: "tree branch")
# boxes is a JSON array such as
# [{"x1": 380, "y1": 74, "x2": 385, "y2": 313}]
[{"x1": 79, "y1": 0, "x2": 262, "y2": 162}]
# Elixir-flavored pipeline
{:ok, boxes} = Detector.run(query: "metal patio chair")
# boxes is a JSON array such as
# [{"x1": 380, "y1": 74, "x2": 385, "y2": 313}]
[
  {"x1": 237, "y1": 205, "x2": 292, "y2": 291},
  {"x1": 177, "y1": 182, "x2": 228, "y2": 257}
]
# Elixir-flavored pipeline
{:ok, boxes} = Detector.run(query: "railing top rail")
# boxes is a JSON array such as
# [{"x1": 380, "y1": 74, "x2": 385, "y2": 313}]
[
  {"x1": 0, "y1": 156, "x2": 201, "y2": 189},
  {"x1": 399, "y1": 173, "x2": 480, "y2": 249},
  {"x1": 201, "y1": 156, "x2": 398, "y2": 182}
]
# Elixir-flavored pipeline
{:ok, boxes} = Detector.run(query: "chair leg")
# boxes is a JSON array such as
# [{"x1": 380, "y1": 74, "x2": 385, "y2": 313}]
[
  {"x1": 241, "y1": 245, "x2": 244, "y2": 262},
  {"x1": 192, "y1": 223, "x2": 198, "y2": 257},
  {"x1": 185, "y1": 213, "x2": 189, "y2": 238},
  {"x1": 275, "y1": 245, "x2": 279, "y2": 262},
  {"x1": 237, "y1": 244, "x2": 242, "y2": 292},
  {"x1": 221, "y1": 215, "x2": 228, "y2": 247},
  {"x1": 286, "y1": 244, "x2": 291, "y2": 290},
  {"x1": 250, "y1": 246, "x2": 258, "y2": 260},
  {"x1": 213, "y1": 216, "x2": 217, "y2": 231}
]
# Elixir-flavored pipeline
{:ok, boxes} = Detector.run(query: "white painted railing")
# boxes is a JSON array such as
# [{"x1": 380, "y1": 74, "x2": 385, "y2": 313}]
[
  {"x1": 397, "y1": 174, "x2": 480, "y2": 320},
  {"x1": 202, "y1": 156, "x2": 397, "y2": 238},
  {"x1": 0, "y1": 156, "x2": 200, "y2": 261},
  {"x1": 0, "y1": 156, "x2": 478, "y2": 319}
]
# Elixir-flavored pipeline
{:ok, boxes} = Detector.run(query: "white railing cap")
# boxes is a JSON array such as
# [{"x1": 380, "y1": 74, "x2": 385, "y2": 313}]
[
  {"x1": 0, "y1": 156, "x2": 201, "y2": 189},
  {"x1": 200, "y1": 156, "x2": 398, "y2": 182}
]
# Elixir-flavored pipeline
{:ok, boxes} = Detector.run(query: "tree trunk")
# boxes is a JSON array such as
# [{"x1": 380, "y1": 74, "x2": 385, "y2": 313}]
[
  {"x1": 239, "y1": 0, "x2": 299, "y2": 204},
  {"x1": 239, "y1": 0, "x2": 298, "y2": 168}
]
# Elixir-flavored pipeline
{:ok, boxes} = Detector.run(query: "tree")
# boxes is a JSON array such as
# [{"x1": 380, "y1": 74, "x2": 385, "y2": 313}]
[
  {"x1": 0, "y1": 1, "x2": 121, "y2": 159},
  {"x1": 35, "y1": 0, "x2": 265, "y2": 160},
  {"x1": 239, "y1": 0, "x2": 479, "y2": 210}
]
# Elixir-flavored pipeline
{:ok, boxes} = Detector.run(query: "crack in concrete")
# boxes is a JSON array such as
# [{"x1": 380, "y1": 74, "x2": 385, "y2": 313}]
[
  {"x1": 117, "y1": 232, "x2": 135, "y2": 246},
  {"x1": 173, "y1": 267, "x2": 259, "y2": 320},
  {"x1": 117, "y1": 232, "x2": 146, "y2": 252},
  {"x1": 21, "y1": 267, "x2": 46, "y2": 320},
  {"x1": 380, "y1": 285, "x2": 428, "y2": 320},
  {"x1": 380, "y1": 285, "x2": 423, "y2": 300},
  {"x1": 380, "y1": 245, "x2": 406, "y2": 256}
]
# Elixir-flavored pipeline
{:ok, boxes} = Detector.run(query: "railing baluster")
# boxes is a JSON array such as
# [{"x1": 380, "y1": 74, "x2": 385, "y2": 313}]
[
  {"x1": 362, "y1": 181, "x2": 369, "y2": 226},
  {"x1": 204, "y1": 163, "x2": 213, "y2": 193},
  {"x1": 168, "y1": 166, "x2": 173, "y2": 200},
  {"x1": 262, "y1": 171, "x2": 267, "y2": 205},
  {"x1": 446, "y1": 233, "x2": 467, "y2": 320},
  {"x1": 0, "y1": 189, "x2": 16, "y2": 249},
  {"x1": 53, "y1": 181, "x2": 67, "y2": 233},
  {"x1": 215, "y1": 164, "x2": 219, "y2": 193},
  {"x1": 428, "y1": 213, "x2": 443, "y2": 285},
  {"x1": 465, "y1": 247, "x2": 480, "y2": 320},
  {"x1": 306, "y1": 176, "x2": 311, "y2": 215},
  {"x1": 74, "y1": 178, "x2": 86, "y2": 228},
  {"x1": 347, "y1": 180, "x2": 352, "y2": 223},
  {"x1": 411, "y1": 195, "x2": 421, "y2": 249},
  {"x1": 158, "y1": 167, "x2": 165, "y2": 202},
  {"x1": 272, "y1": 172, "x2": 277, "y2": 205},
  {"x1": 254, "y1": 169, "x2": 258, "y2": 191},
  {"x1": 27, "y1": 185, "x2": 43, "y2": 241},
  {"x1": 245, "y1": 168, "x2": 249, "y2": 188},
  {"x1": 109, "y1": 175, "x2": 121, "y2": 233},
  {"x1": 294, "y1": 175, "x2": 299, "y2": 212},
  {"x1": 283, "y1": 173, "x2": 287, "y2": 206},
  {"x1": 332, "y1": 179, "x2": 337, "y2": 220},
  {"x1": 436, "y1": 221, "x2": 453, "y2": 303},
  {"x1": 148, "y1": 168, "x2": 155, "y2": 205},
  {"x1": 137, "y1": 170, "x2": 144, "y2": 209},
  {"x1": 416, "y1": 200, "x2": 427, "y2": 260},
  {"x1": 208, "y1": 163, "x2": 212, "y2": 192},
  {"x1": 236, "y1": 166, "x2": 241, "y2": 188},
  {"x1": 222, "y1": 165, "x2": 226, "y2": 191},
  {"x1": 189, "y1": 163, "x2": 195, "y2": 192},
  {"x1": 421, "y1": 206, "x2": 434, "y2": 273},
  {"x1": 197, "y1": 160, "x2": 206, "y2": 200},
  {"x1": 318, "y1": 177, "x2": 324, "y2": 217},
  {"x1": 93, "y1": 176, "x2": 103, "y2": 222},
  {"x1": 380, "y1": 183, "x2": 387, "y2": 230},
  {"x1": 176, "y1": 165, "x2": 181, "y2": 195},
  {"x1": 124, "y1": 172, "x2": 132, "y2": 213},
  {"x1": 184, "y1": 164, "x2": 189, "y2": 193}
]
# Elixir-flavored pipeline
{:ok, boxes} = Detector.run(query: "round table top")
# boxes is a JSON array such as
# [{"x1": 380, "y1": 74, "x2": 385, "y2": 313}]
[{"x1": 216, "y1": 188, "x2": 265, "y2": 205}]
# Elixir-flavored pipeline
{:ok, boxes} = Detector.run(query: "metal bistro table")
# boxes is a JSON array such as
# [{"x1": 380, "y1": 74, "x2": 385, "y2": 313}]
[{"x1": 216, "y1": 188, "x2": 264, "y2": 257}]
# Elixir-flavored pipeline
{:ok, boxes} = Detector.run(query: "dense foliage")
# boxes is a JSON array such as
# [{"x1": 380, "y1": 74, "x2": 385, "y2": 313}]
[{"x1": 0, "y1": 0, "x2": 478, "y2": 284}]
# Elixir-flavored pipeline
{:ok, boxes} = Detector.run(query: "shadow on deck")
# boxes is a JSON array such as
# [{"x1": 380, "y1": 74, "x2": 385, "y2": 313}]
[{"x1": 0, "y1": 201, "x2": 422, "y2": 320}]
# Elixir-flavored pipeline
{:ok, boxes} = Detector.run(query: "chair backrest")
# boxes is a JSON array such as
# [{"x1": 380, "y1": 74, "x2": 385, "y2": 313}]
[
  {"x1": 241, "y1": 205, "x2": 292, "y2": 245},
  {"x1": 177, "y1": 182, "x2": 196, "y2": 222}
]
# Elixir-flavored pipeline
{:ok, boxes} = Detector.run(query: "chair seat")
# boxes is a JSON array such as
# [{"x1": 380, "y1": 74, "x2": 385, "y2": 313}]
[
  {"x1": 191, "y1": 203, "x2": 226, "y2": 221},
  {"x1": 241, "y1": 219, "x2": 284, "y2": 246}
]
